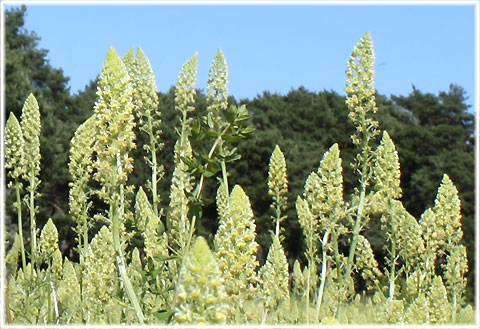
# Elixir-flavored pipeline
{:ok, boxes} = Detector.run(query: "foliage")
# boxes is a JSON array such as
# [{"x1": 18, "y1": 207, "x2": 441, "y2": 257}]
[{"x1": 4, "y1": 16, "x2": 475, "y2": 325}]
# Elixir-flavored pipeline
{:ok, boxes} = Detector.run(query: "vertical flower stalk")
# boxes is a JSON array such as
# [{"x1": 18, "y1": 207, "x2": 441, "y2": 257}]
[
  {"x1": 371, "y1": 131, "x2": 402, "y2": 299},
  {"x1": 432, "y1": 175, "x2": 466, "y2": 322},
  {"x1": 123, "y1": 48, "x2": 163, "y2": 217},
  {"x1": 38, "y1": 218, "x2": 62, "y2": 322},
  {"x1": 92, "y1": 47, "x2": 143, "y2": 323},
  {"x1": 57, "y1": 259, "x2": 82, "y2": 323},
  {"x1": 81, "y1": 226, "x2": 119, "y2": 323},
  {"x1": 167, "y1": 54, "x2": 197, "y2": 255},
  {"x1": 68, "y1": 116, "x2": 95, "y2": 255},
  {"x1": 19, "y1": 94, "x2": 42, "y2": 269},
  {"x1": 295, "y1": 195, "x2": 318, "y2": 322},
  {"x1": 214, "y1": 185, "x2": 259, "y2": 313},
  {"x1": 174, "y1": 237, "x2": 230, "y2": 324},
  {"x1": 267, "y1": 145, "x2": 288, "y2": 236},
  {"x1": 167, "y1": 140, "x2": 194, "y2": 254},
  {"x1": 175, "y1": 52, "x2": 198, "y2": 149},
  {"x1": 311, "y1": 143, "x2": 344, "y2": 323},
  {"x1": 5, "y1": 112, "x2": 27, "y2": 270},
  {"x1": 258, "y1": 234, "x2": 290, "y2": 321},
  {"x1": 344, "y1": 32, "x2": 380, "y2": 283},
  {"x1": 135, "y1": 187, "x2": 166, "y2": 262},
  {"x1": 197, "y1": 49, "x2": 230, "y2": 198}
]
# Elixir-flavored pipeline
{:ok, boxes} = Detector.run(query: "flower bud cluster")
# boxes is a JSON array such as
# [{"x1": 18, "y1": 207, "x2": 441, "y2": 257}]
[
  {"x1": 135, "y1": 187, "x2": 166, "y2": 261},
  {"x1": 207, "y1": 49, "x2": 228, "y2": 115},
  {"x1": 175, "y1": 53, "x2": 198, "y2": 115},
  {"x1": 5, "y1": 113, "x2": 26, "y2": 182},
  {"x1": 19, "y1": 94, "x2": 42, "y2": 183},
  {"x1": 82, "y1": 226, "x2": 119, "y2": 322},
  {"x1": 214, "y1": 185, "x2": 260, "y2": 303},
  {"x1": 174, "y1": 237, "x2": 230, "y2": 324},
  {"x1": 39, "y1": 218, "x2": 59, "y2": 261},
  {"x1": 259, "y1": 234, "x2": 290, "y2": 310},
  {"x1": 92, "y1": 47, "x2": 136, "y2": 199},
  {"x1": 392, "y1": 201, "x2": 425, "y2": 272},
  {"x1": 268, "y1": 145, "x2": 288, "y2": 215},
  {"x1": 167, "y1": 140, "x2": 194, "y2": 251},
  {"x1": 68, "y1": 116, "x2": 95, "y2": 234},
  {"x1": 371, "y1": 131, "x2": 402, "y2": 211},
  {"x1": 345, "y1": 32, "x2": 379, "y2": 149},
  {"x1": 354, "y1": 234, "x2": 382, "y2": 288},
  {"x1": 57, "y1": 259, "x2": 82, "y2": 322}
]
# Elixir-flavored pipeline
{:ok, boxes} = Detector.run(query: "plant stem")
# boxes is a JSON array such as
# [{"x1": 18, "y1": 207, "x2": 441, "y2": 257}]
[
  {"x1": 219, "y1": 144, "x2": 229, "y2": 196},
  {"x1": 15, "y1": 180, "x2": 26, "y2": 271},
  {"x1": 332, "y1": 231, "x2": 343, "y2": 288},
  {"x1": 388, "y1": 210, "x2": 398, "y2": 300},
  {"x1": 28, "y1": 176, "x2": 37, "y2": 270},
  {"x1": 111, "y1": 155, "x2": 145, "y2": 323},
  {"x1": 194, "y1": 123, "x2": 231, "y2": 199},
  {"x1": 345, "y1": 112, "x2": 370, "y2": 284},
  {"x1": 111, "y1": 199, "x2": 145, "y2": 323},
  {"x1": 274, "y1": 192, "x2": 281, "y2": 237},
  {"x1": 305, "y1": 266, "x2": 310, "y2": 324},
  {"x1": 314, "y1": 229, "x2": 331, "y2": 323},
  {"x1": 147, "y1": 115, "x2": 159, "y2": 217}
]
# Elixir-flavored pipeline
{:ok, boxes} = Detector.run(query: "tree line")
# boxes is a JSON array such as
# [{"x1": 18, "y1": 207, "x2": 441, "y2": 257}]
[{"x1": 4, "y1": 6, "x2": 475, "y2": 301}]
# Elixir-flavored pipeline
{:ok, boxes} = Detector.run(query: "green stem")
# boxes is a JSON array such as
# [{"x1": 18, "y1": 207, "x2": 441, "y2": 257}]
[
  {"x1": 15, "y1": 180, "x2": 26, "y2": 271},
  {"x1": 451, "y1": 293, "x2": 457, "y2": 323},
  {"x1": 82, "y1": 217, "x2": 89, "y2": 257},
  {"x1": 219, "y1": 144, "x2": 229, "y2": 197},
  {"x1": 305, "y1": 221, "x2": 316, "y2": 324},
  {"x1": 193, "y1": 124, "x2": 231, "y2": 200},
  {"x1": 29, "y1": 176, "x2": 37, "y2": 270},
  {"x1": 314, "y1": 229, "x2": 331, "y2": 324},
  {"x1": 305, "y1": 266, "x2": 310, "y2": 324},
  {"x1": 111, "y1": 200, "x2": 145, "y2": 323},
  {"x1": 180, "y1": 111, "x2": 188, "y2": 149},
  {"x1": 147, "y1": 116, "x2": 159, "y2": 218},
  {"x1": 345, "y1": 111, "x2": 370, "y2": 284},
  {"x1": 332, "y1": 231, "x2": 343, "y2": 288},
  {"x1": 388, "y1": 211, "x2": 397, "y2": 300},
  {"x1": 274, "y1": 192, "x2": 281, "y2": 237},
  {"x1": 111, "y1": 155, "x2": 144, "y2": 323}
]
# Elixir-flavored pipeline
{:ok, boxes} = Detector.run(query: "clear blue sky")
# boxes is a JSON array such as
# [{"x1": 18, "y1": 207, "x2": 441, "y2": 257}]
[{"x1": 5, "y1": 2, "x2": 477, "y2": 106}]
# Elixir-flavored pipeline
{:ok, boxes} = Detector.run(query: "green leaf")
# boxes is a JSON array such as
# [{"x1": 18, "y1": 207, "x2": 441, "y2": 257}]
[{"x1": 155, "y1": 309, "x2": 175, "y2": 323}]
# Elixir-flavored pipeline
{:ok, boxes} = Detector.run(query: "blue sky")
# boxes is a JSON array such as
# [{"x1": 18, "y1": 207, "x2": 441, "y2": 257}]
[{"x1": 5, "y1": 2, "x2": 477, "y2": 105}]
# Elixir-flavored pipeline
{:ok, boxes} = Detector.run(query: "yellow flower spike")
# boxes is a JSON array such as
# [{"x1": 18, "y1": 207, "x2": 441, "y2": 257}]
[
  {"x1": 19, "y1": 93, "x2": 42, "y2": 268},
  {"x1": 93, "y1": 47, "x2": 136, "y2": 196},
  {"x1": 82, "y1": 226, "x2": 119, "y2": 322},
  {"x1": 432, "y1": 174, "x2": 463, "y2": 247},
  {"x1": 174, "y1": 237, "x2": 229, "y2": 324},
  {"x1": 258, "y1": 234, "x2": 290, "y2": 314},
  {"x1": 167, "y1": 139, "x2": 194, "y2": 254},
  {"x1": 38, "y1": 218, "x2": 59, "y2": 261},
  {"x1": 372, "y1": 131, "x2": 402, "y2": 212},
  {"x1": 207, "y1": 49, "x2": 228, "y2": 115},
  {"x1": 427, "y1": 276, "x2": 451, "y2": 324},
  {"x1": 5, "y1": 112, "x2": 26, "y2": 181},
  {"x1": 268, "y1": 145, "x2": 289, "y2": 236},
  {"x1": 214, "y1": 185, "x2": 260, "y2": 309}
]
